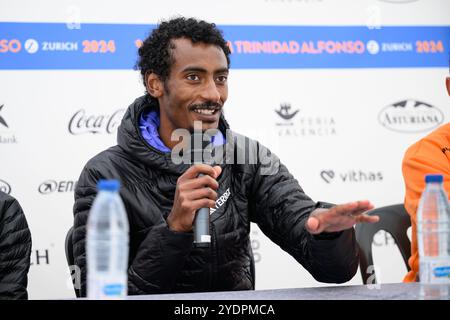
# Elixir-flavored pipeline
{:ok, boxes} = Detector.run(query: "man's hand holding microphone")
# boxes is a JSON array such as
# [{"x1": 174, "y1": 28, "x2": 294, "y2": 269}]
[{"x1": 167, "y1": 164, "x2": 221, "y2": 237}]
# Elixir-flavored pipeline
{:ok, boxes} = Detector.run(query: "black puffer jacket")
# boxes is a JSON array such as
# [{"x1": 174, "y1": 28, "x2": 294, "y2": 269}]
[
  {"x1": 73, "y1": 95, "x2": 359, "y2": 296},
  {"x1": 0, "y1": 191, "x2": 32, "y2": 299}
]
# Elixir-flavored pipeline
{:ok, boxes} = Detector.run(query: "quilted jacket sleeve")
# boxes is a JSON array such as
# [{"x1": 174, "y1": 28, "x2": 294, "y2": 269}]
[
  {"x1": 73, "y1": 163, "x2": 193, "y2": 296},
  {"x1": 248, "y1": 142, "x2": 359, "y2": 284},
  {"x1": 0, "y1": 192, "x2": 32, "y2": 299}
]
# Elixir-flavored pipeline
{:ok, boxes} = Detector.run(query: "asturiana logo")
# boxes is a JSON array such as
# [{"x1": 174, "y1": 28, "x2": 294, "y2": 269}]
[{"x1": 378, "y1": 99, "x2": 443, "y2": 133}]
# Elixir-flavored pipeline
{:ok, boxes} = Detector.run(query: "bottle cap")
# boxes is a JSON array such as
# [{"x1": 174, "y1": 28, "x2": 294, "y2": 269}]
[
  {"x1": 97, "y1": 179, "x2": 120, "y2": 192},
  {"x1": 425, "y1": 174, "x2": 443, "y2": 183}
]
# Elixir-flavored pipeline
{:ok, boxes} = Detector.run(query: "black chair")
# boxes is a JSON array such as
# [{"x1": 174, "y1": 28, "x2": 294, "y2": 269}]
[
  {"x1": 65, "y1": 226, "x2": 80, "y2": 297},
  {"x1": 355, "y1": 204, "x2": 412, "y2": 284}
]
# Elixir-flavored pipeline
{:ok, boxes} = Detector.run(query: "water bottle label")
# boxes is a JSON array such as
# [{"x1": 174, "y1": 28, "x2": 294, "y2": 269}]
[
  {"x1": 433, "y1": 266, "x2": 450, "y2": 278},
  {"x1": 422, "y1": 260, "x2": 450, "y2": 283},
  {"x1": 103, "y1": 283, "x2": 125, "y2": 296},
  {"x1": 200, "y1": 235, "x2": 211, "y2": 243},
  {"x1": 88, "y1": 275, "x2": 127, "y2": 299}
]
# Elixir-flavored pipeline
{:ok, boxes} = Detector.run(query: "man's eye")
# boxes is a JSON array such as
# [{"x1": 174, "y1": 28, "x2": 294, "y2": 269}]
[
  {"x1": 216, "y1": 75, "x2": 228, "y2": 82},
  {"x1": 187, "y1": 74, "x2": 200, "y2": 81}
]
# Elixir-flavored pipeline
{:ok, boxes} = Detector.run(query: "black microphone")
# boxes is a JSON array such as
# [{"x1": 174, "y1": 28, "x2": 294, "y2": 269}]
[{"x1": 190, "y1": 131, "x2": 214, "y2": 248}]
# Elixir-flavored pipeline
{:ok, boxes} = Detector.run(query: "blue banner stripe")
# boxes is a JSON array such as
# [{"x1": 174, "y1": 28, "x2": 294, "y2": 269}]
[{"x1": 0, "y1": 22, "x2": 449, "y2": 69}]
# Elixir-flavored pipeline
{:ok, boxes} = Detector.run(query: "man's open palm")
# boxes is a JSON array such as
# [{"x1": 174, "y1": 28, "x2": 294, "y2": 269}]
[{"x1": 306, "y1": 200, "x2": 379, "y2": 235}]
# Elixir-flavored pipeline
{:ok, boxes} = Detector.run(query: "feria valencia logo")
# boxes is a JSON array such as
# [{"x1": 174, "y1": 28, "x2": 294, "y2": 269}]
[
  {"x1": 0, "y1": 179, "x2": 11, "y2": 194},
  {"x1": 68, "y1": 109, "x2": 125, "y2": 135},
  {"x1": 378, "y1": 99, "x2": 444, "y2": 133}
]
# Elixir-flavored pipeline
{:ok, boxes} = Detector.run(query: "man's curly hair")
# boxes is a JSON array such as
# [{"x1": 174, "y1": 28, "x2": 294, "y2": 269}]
[{"x1": 137, "y1": 17, "x2": 231, "y2": 94}]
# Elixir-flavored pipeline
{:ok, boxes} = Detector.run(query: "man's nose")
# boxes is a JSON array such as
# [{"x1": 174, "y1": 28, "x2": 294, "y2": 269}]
[{"x1": 201, "y1": 79, "x2": 221, "y2": 103}]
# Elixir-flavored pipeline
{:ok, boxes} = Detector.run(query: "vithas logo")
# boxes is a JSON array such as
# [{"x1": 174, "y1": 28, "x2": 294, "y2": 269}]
[
  {"x1": 320, "y1": 170, "x2": 335, "y2": 183},
  {"x1": 320, "y1": 170, "x2": 383, "y2": 183}
]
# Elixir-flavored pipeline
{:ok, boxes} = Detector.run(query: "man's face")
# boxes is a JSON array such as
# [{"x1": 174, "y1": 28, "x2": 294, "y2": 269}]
[{"x1": 158, "y1": 38, "x2": 229, "y2": 134}]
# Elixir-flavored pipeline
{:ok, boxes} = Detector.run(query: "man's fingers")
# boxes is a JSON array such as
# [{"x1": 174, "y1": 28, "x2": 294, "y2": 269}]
[
  {"x1": 213, "y1": 165, "x2": 222, "y2": 178},
  {"x1": 355, "y1": 200, "x2": 373, "y2": 208},
  {"x1": 355, "y1": 214, "x2": 380, "y2": 224},
  {"x1": 180, "y1": 175, "x2": 219, "y2": 191},
  {"x1": 332, "y1": 202, "x2": 358, "y2": 216},
  {"x1": 306, "y1": 201, "x2": 378, "y2": 234},
  {"x1": 190, "y1": 198, "x2": 217, "y2": 210},
  {"x1": 185, "y1": 188, "x2": 218, "y2": 202},
  {"x1": 181, "y1": 164, "x2": 219, "y2": 180},
  {"x1": 306, "y1": 216, "x2": 323, "y2": 235},
  {"x1": 333, "y1": 200, "x2": 374, "y2": 217}
]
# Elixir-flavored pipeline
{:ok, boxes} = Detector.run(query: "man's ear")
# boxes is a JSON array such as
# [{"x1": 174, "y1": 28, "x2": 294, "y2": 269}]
[{"x1": 146, "y1": 72, "x2": 164, "y2": 98}]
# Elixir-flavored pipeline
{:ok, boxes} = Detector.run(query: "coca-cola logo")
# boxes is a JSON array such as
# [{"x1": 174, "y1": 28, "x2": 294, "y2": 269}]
[
  {"x1": 0, "y1": 179, "x2": 11, "y2": 194},
  {"x1": 68, "y1": 109, "x2": 125, "y2": 135}
]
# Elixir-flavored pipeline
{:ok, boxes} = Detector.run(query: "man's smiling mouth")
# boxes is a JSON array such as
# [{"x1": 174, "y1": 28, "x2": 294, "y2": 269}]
[
  {"x1": 190, "y1": 102, "x2": 222, "y2": 116},
  {"x1": 192, "y1": 108, "x2": 219, "y2": 115}
]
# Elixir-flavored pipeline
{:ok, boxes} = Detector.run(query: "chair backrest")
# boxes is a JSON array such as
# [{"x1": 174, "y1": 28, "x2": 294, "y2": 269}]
[
  {"x1": 355, "y1": 204, "x2": 411, "y2": 284},
  {"x1": 65, "y1": 226, "x2": 80, "y2": 297}
]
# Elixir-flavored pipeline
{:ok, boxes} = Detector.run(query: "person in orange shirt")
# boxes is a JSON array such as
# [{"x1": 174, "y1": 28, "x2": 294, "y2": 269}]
[{"x1": 402, "y1": 76, "x2": 450, "y2": 282}]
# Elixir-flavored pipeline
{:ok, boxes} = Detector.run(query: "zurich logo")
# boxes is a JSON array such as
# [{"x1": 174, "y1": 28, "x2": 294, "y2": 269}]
[{"x1": 24, "y1": 39, "x2": 39, "y2": 54}]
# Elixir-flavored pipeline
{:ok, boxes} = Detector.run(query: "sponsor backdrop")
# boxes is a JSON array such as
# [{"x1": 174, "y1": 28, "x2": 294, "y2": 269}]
[{"x1": 0, "y1": 0, "x2": 449, "y2": 299}]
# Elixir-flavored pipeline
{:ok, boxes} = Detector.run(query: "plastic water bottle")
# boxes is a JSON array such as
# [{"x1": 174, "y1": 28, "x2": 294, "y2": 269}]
[
  {"x1": 417, "y1": 174, "x2": 450, "y2": 299},
  {"x1": 87, "y1": 179, "x2": 129, "y2": 299}
]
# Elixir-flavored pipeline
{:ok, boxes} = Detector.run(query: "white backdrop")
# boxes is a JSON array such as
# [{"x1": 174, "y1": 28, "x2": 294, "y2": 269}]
[{"x1": 0, "y1": 0, "x2": 449, "y2": 299}]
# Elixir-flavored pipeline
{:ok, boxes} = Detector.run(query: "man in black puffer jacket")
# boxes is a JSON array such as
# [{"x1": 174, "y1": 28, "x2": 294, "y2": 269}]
[
  {"x1": 0, "y1": 191, "x2": 32, "y2": 299},
  {"x1": 73, "y1": 17, "x2": 379, "y2": 297}
]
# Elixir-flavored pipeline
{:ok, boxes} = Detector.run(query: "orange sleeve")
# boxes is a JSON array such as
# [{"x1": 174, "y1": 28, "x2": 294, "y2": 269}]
[{"x1": 402, "y1": 125, "x2": 450, "y2": 282}]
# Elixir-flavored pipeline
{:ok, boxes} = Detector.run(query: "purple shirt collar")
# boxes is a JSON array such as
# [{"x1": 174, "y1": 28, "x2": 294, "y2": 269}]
[{"x1": 139, "y1": 110, "x2": 225, "y2": 153}]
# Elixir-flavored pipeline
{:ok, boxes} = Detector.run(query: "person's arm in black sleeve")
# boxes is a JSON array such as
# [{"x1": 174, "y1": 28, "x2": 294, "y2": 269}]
[
  {"x1": 128, "y1": 163, "x2": 221, "y2": 294},
  {"x1": 0, "y1": 193, "x2": 32, "y2": 299},
  {"x1": 73, "y1": 166, "x2": 193, "y2": 296},
  {"x1": 248, "y1": 142, "x2": 359, "y2": 283}
]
